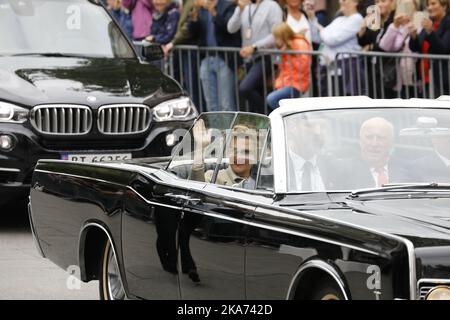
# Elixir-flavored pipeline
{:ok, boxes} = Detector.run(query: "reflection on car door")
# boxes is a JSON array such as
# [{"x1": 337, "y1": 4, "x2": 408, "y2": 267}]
[
  {"x1": 121, "y1": 172, "x2": 192, "y2": 299},
  {"x1": 178, "y1": 184, "x2": 255, "y2": 299}
]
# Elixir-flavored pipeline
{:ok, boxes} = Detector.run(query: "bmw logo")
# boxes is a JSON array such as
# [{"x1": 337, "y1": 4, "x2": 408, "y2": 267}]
[{"x1": 87, "y1": 96, "x2": 97, "y2": 103}]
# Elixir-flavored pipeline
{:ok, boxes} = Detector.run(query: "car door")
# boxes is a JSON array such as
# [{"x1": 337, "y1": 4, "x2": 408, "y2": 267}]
[
  {"x1": 177, "y1": 113, "x2": 272, "y2": 299},
  {"x1": 121, "y1": 112, "x2": 237, "y2": 299},
  {"x1": 121, "y1": 170, "x2": 195, "y2": 299},
  {"x1": 178, "y1": 184, "x2": 253, "y2": 299}
]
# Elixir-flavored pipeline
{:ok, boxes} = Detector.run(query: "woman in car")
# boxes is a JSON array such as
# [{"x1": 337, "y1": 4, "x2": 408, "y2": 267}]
[{"x1": 190, "y1": 120, "x2": 257, "y2": 188}]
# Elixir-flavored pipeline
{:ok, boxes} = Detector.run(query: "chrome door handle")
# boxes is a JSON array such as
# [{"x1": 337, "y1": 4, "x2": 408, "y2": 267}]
[
  {"x1": 164, "y1": 193, "x2": 201, "y2": 205},
  {"x1": 165, "y1": 193, "x2": 189, "y2": 201}
]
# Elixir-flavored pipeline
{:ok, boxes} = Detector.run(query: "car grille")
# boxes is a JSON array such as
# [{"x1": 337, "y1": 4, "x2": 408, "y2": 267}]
[
  {"x1": 97, "y1": 104, "x2": 151, "y2": 135},
  {"x1": 31, "y1": 105, "x2": 92, "y2": 135},
  {"x1": 418, "y1": 284, "x2": 434, "y2": 300},
  {"x1": 418, "y1": 279, "x2": 450, "y2": 299}
]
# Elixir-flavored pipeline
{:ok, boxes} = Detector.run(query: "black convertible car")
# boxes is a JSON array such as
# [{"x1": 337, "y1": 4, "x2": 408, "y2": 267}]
[
  {"x1": 0, "y1": 0, "x2": 196, "y2": 208},
  {"x1": 29, "y1": 97, "x2": 450, "y2": 300}
]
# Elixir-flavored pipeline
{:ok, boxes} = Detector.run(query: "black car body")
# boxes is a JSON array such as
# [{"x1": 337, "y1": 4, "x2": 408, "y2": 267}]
[
  {"x1": 29, "y1": 97, "x2": 450, "y2": 300},
  {"x1": 0, "y1": 0, "x2": 197, "y2": 207}
]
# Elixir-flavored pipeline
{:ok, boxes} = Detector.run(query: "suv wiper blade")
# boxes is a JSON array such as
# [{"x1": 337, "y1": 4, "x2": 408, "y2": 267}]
[{"x1": 349, "y1": 183, "x2": 450, "y2": 199}]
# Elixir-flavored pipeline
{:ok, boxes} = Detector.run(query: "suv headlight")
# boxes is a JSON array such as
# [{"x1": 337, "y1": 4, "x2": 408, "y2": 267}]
[
  {"x1": 153, "y1": 97, "x2": 197, "y2": 122},
  {"x1": 0, "y1": 102, "x2": 29, "y2": 123}
]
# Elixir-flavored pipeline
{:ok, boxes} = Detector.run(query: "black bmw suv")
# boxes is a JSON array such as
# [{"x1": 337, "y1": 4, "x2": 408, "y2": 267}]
[{"x1": 0, "y1": 0, "x2": 197, "y2": 207}]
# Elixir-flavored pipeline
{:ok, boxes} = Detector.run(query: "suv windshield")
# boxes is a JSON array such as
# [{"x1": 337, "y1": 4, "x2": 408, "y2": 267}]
[
  {"x1": 285, "y1": 108, "x2": 450, "y2": 193},
  {"x1": 0, "y1": 0, "x2": 135, "y2": 58}
]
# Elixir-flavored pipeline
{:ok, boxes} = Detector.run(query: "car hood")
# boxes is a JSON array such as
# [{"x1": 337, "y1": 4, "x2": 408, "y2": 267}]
[
  {"x1": 0, "y1": 56, "x2": 182, "y2": 108},
  {"x1": 311, "y1": 196, "x2": 450, "y2": 246},
  {"x1": 280, "y1": 193, "x2": 450, "y2": 245},
  {"x1": 282, "y1": 194, "x2": 450, "y2": 277}
]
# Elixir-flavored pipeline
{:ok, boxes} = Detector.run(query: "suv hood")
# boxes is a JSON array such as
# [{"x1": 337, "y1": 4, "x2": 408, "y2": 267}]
[{"x1": 0, "y1": 56, "x2": 182, "y2": 108}]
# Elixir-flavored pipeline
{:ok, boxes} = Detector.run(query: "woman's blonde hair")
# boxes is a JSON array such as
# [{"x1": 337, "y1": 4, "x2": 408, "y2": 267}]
[
  {"x1": 272, "y1": 22, "x2": 297, "y2": 49},
  {"x1": 374, "y1": 0, "x2": 396, "y2": 24}
]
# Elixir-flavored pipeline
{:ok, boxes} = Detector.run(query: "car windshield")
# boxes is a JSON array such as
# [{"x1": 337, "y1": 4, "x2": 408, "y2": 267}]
[
  {"x1": 0, "y1": 0, "x2": 135, "y2": 58},
  {"x1": 285, "y1": 108, "x2": 450, "y2": 193},
  {"x1": 167, "y1": 113, "x2": 272, "y2": 190}
]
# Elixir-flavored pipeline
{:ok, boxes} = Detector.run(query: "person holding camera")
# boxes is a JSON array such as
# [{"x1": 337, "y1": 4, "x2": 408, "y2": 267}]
[
  {"x1": 409, "y1": 0, "x2": 450, "y2": 97},
  {"x1": 227, "y1": 0, "x2": 283, "y2": 113}
]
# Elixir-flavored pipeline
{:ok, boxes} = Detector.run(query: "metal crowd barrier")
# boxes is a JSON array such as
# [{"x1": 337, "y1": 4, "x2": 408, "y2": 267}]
[
  {"x1": 333, "y1": 51, "x2": 450, "y2": 99},
  {"x1": 147, "y1": 45, "x2": 450, "y2": 114}
]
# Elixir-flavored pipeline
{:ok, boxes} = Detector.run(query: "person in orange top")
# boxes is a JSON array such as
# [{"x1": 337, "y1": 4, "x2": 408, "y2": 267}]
[{"x1": 266, "y1": 22, "x2": 312, "y2": 110}]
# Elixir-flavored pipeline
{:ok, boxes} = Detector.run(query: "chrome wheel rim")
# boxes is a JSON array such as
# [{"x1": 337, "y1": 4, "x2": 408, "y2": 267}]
[{"x1": 106, "y1": 245, "x2": 125, "y2": 300}]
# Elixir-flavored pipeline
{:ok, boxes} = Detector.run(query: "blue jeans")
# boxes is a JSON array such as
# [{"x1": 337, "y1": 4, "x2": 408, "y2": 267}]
[
  {"x1": 200, "y1": 56, "x2": 236, "y2": 112},
  {"x1": 266, "y1": 87, "x2": 300, "y2": 110},
  {"x1": 239, "y1": 57, "x2": 272, "y2": 114}
]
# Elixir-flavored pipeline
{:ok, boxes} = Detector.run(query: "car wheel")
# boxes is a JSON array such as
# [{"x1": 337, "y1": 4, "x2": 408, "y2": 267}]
[
  {"x1": 310, "y1": 278, "x2": 345, "y2": 300},
  {"x1": 99, "y1": 240, "x2": 126, "y2": 300}
]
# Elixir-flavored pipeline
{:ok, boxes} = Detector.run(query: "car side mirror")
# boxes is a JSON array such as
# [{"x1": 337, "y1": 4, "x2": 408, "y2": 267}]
[{"x1": 141, "y1": 42, "x2": 164, "y2": 62}]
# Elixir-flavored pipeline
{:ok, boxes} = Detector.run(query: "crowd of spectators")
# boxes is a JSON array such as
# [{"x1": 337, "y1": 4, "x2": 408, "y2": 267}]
[{"x1": 102, "y1": 0, "x2": 450, "y2": 113}]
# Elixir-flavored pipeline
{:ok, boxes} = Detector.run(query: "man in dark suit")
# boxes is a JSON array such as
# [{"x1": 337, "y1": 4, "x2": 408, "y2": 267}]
[
  {"x1": 412, "y1": 133, "x2": 450, "y2": 183},
  {"x1": 342, "y1": 117, "x2": 410, "y2": 189},
  {"x1": 286, "y1": 117, "x2": 340, "y2": 192}
]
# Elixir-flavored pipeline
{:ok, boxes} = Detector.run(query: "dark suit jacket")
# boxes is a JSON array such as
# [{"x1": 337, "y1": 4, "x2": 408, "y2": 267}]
[
  {"x1": 288, "y1": 154, "x2": 341, "y2": 191},
  {"x1": 411, "y1": 152, "x2": 450, "y2": 183},
  {"x1": 339, "y1": 156, "x2": 412, "y2": 190},
  {"x1": 409, "y1": 14, "x2": 450, "y2": 93}
]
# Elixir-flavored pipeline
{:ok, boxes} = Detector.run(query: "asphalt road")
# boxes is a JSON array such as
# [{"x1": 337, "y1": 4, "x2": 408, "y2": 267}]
[{"x1": 0, "y1": 201, "x2": 98, "y2": 300}]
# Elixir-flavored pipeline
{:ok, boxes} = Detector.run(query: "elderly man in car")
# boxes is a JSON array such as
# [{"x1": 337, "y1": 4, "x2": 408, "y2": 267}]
[{"x1": 342, "y1": 117, "x2": 410, "y2": 189}]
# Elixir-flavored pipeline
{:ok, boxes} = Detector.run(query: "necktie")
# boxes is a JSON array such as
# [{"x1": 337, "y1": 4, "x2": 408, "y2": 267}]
[
  {"x1": 302, "y1": 161, "x2": 313, "y2": 191},
  {"x1": 376, "y1": 167, "x2": 388, "y2": 187}
]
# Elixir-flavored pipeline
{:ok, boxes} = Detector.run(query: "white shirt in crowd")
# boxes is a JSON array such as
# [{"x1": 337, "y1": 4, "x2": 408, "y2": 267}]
[
  {"x1": 227, "y1": 0, "x2": 283, "y2": 49},
  {"x1": 289, "y1": 150, "x2": 326, "y2": 191},
  {"x1": 286, "y1": 13, "x2": 312, "y2": 45},
  {"x1": 318, "y1": 13, "x2": 363, "y2": 64}
]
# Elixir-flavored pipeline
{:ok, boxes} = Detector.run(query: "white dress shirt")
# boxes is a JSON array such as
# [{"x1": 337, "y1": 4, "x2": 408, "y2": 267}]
[
  {"x1": 319, "y1": 13, "x2": 363, "y2": 64},
  {"x1": 289, "y1": 150, "x2": 325, "y2": 191}
]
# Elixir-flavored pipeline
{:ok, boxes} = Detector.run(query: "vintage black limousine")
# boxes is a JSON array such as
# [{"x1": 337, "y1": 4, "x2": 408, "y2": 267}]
[
  {"x1": 29, "y1": 96, "x2": 450, "y2": 300},
  {"x1": 0, "y1": 0, "x2": 196, "y2": 208}
]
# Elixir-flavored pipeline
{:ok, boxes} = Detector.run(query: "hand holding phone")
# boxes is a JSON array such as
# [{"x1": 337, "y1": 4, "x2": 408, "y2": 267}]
[
  {"x1": 238, "y1": 0, "x2": 250, "y2": 11},
  {"x1": 366, "y1": 5, "x2": 381, "y2": 31},
  {"x1": 413, "y1": 11, "x2": 429, "y2": 30}
]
